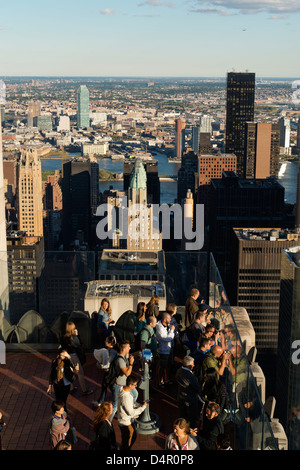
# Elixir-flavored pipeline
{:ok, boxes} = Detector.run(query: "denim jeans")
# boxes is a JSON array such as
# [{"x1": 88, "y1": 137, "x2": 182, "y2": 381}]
[{"x1": 110, "y1": 384, "x2": 138, "y2": 421}]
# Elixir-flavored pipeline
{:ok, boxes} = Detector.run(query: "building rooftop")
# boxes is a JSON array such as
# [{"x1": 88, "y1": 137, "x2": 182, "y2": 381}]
[
  {"x1": 99, "y1": 249, "x2": 165, "y2": 272},
  {"x1": 85, "y1": 280, "x2": 166, "y2": 300},
  {"x1": 234, "y1": 228, "x2": 300, "y2": 242},
  {"x1": 211, "y1": 172, "x2": 284, "y2": 190}
]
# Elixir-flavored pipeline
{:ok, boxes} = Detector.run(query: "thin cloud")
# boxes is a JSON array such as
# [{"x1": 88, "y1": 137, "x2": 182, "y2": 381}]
[
  {"x1": 189, "y1": 0, "x2": 300, "y2": 15},
  {"x1": 100, "y1": 8, "x2": 117, "y2": 15},
  {"x1": 269, "y1": 14, "x2": 288, "y2": 20},
  {"x1": 133, "y1": 14, "x2": 161, "y2": 17},
  {"x1": 188, "y1": 7, "x2": 231, "y2": 15},
  {"x1": 138, "y1": 0, "x2": 175, "y2": 7}
]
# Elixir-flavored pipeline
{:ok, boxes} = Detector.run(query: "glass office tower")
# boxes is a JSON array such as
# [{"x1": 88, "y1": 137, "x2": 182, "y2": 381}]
[
  {"x1": 225, "y1": 72, "x2": 255, "y2": 178},
  {"x1": 77, "y1": 85, "x2": 90, "y2": 129}
]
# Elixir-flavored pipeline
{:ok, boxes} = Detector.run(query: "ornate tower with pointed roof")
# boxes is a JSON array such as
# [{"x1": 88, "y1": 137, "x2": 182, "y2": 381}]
[
  {"x1": 127, "y1": 159, "x2": 162, "y2": 251},
  {"x1": 128, "y1": 159, "x2": 147, "y2": 206}
]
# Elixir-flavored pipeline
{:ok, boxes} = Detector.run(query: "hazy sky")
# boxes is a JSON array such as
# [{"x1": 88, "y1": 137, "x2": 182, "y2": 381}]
[{"x1": 1, "y1": 0, "x2": 300, "y2": 77}]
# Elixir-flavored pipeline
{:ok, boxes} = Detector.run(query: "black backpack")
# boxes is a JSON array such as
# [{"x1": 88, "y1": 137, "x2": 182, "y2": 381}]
[{"x1": 103, "y1": 354, "x2": 123, "y2": 388}]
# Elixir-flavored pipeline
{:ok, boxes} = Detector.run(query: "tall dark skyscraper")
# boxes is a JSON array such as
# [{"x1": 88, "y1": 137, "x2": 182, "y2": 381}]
[
  {"x1": 177, "y1": 149, "x2": 198, "y2": 204},
  {"x1": 61, "y1": 158, "x2": 99, "y2": 249},
  {"x1": 231, "y1": 228, "x2": 300, "y2": 356},
  {"x1": 277, "y1": 246, "x2": 300, "y2": 444},
  {"x1": 208, "y1": 171, "x2": 285, "y2": 291},
  {"x1": 225, "y1": 72, "x2": 255, "y2": 177}
]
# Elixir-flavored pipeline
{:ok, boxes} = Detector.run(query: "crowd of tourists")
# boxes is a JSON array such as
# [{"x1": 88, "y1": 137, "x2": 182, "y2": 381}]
[{"x1": 45, "y1": 288, "x2": 249, "y2": 451}]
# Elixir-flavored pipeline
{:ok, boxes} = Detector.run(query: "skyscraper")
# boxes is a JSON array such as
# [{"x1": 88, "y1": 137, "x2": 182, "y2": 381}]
[
  {"x1": 27, "y1": 102, "x2": 41, "y2": 127},
  {"x1": 225, "y1": 72, "x2": 255, "y2": 177},
  {"x1": 296, "y1": 118, "x2": 300, "y2": 153},
  {"x1": 35, "y1": 114, "x2": 53, "y2": 131},
  {"x1": 277, "y1": 246, "x2": 300, "y2": 445},
  {"x1": 43, "y1": 170, "x2": 63, "y2": 250},
  {"x1": 177, "y1": 149, "x2": 198, "y2": 204},
  {"x1": 0, "y1": 123, "x2": 9, "y2": 317},
  {"x1": 279, "y1": 116, "x2": 291, "y2": 153},
  {"x1": 199, "y1": 133, "x2": 212, "y2": 155},
  {"x1": 127, "y1": 159, "x2": 162, "y2": 251},
  {"x1": 16, "y1": 149, "x2": 44, "y2": 238},
  {"x1": 77, "y1": 85, "x2": 90, "y2": 129},
  {"x1": 191, "y1": 125, "x2": 200, "y2": 155},
  {"x1": 231, "y1": 228, "x2": 300, "y2": 356},
  {"x1": 175, "y1": 118, "x2": 185, "y2": 159},
  {"x1": 200, "y1": 115, "x2": 213, "y2": 134},
  {"x1": 61, "y1": 158, "x2": 99, "y2": 249},
  {"x1": 6, "y1": 229, "x2": 45, "y2": 323},
  {"x1": 208, "y1": 171, "x2": 285, "y2": 290},
  {"x1": 244, "y1": 122, "x2": 280, "y2": 179},
  {"x1": 0, "y1": 106, "x2": 5, "y2": 128}
]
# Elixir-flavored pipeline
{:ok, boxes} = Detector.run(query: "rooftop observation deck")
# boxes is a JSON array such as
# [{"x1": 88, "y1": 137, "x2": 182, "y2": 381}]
[{"x1": 0, "y1": 251, "x2": 289, "y2": 452}]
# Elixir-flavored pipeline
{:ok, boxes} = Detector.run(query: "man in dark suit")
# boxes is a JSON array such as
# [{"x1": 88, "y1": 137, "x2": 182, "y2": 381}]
[{"x1": 175, "y1": 355, "x2": 202, "y2": 428}]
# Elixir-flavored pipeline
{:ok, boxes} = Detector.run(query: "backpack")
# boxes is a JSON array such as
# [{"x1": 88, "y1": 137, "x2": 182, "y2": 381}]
[
  {"x1": 134, "y1": 327, "x2": 152, "y2": 352},
  {"x1": 103, "y1": 354, "x2": 123, "y2": 388}
]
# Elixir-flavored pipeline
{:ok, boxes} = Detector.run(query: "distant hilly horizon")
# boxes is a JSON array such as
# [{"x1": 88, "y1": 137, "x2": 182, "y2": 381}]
[{"x1": 0, "y1": 76, "x2": 298, "y2": 81}]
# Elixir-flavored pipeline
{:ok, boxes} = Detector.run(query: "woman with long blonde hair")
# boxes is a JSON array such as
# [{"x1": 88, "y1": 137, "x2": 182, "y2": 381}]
[
  {"x1": 60, "y1": 321, "x2": 93, "y2": 396},
  {"x1": 97, "y1": 298, "x2": 115, "y2": 348}
]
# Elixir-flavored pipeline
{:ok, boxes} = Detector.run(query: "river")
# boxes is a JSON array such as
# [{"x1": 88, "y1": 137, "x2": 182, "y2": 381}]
[
  {"x1": 41, "y1": 151, "x2": 180, "y2": 204},
  {"x1": 41, "y1": 153, "x2": 298, "y2": 205},
  {"x1": 278, "y1": 160, "x2": 298, "y2": 204}
]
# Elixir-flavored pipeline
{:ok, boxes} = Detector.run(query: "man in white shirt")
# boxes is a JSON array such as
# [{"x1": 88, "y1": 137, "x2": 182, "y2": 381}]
[
  {"x1": 155, "y1": 312, "x2": 175, "y2": 388},
  {"x1": 117, "y1": 375, "x2": 148, "y2": 450}
]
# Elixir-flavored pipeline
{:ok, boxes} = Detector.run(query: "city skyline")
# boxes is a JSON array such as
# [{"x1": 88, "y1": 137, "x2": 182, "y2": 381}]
[{"x1": 0, "y1": 1, "x2": 300, "y2": 77}]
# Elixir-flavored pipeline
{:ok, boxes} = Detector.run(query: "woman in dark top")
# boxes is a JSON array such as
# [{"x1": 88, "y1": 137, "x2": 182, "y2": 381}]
[
  {"x1": 200, "y1": 367, "x2": 228, "y2": 413},
  {"x1": 60, "y1": 321, "x2": 93, "y2": 396},
  {"x1": 47, "y1": 348, "x2": 76, "y2": 410},
  {"x1": 91, "y1": 402, "x2": 117, "y2": 451}
]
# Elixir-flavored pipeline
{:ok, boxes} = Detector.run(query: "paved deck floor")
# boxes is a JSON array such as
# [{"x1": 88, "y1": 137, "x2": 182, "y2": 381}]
[{"x1": 0, "y1": 351, "x2": 181, "y2": 451}]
